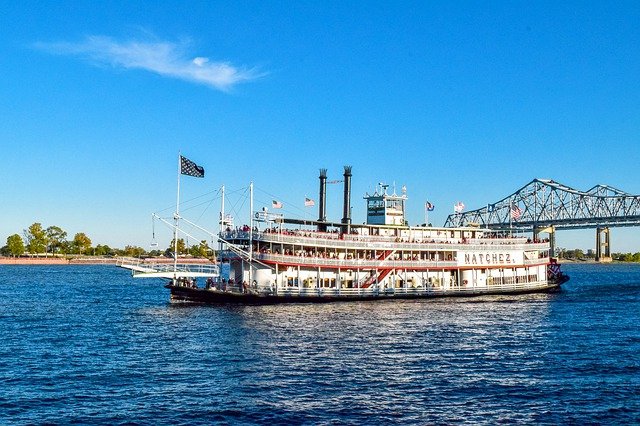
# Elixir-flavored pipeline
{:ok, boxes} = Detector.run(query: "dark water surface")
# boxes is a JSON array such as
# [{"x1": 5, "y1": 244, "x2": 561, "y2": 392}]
[{"x1": 1, "y1": 263, "x2": 639, "y2": 425}]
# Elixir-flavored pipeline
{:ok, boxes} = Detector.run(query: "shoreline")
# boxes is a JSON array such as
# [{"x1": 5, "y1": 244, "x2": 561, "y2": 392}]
[
  {"x1": 0, "y1": 257, "x2": 215, "y2": 265},
  {"x1": 0, "y1": 256, "x2": 631, "y2": 266}
]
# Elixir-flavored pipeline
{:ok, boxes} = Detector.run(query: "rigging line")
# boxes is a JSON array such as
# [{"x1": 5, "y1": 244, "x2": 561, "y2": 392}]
[
  {"x1": 254, "y1": 186, "x2": 311, "y2": 217},
  {"x1": 192, "y1": 197, "x2": 217, "y2": 226},
  {"x1": 155, "y1": 188, "x2": 222, "y2": 214},
  {"x1": 230, "y1": 187, "x2": 250, "y2": 221},
  {"x1": 182, "y1": 196, "x2": 220, "y2": 242},
  {"x1": 213, "y1": 185, "x2": 250, "y2": 227},
  {"x1": 177, "y1": 186, "x2": 251, "y2": 215}
]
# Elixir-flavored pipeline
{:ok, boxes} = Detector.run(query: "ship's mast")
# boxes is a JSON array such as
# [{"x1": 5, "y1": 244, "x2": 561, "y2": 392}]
[
  {"x1": 220, "y1": 184, "x2": 225, "y2": 263},
  {"x1": 174, "y1": 152, "x2": 181, "y2": 276},
  {"x1": 249, "y1": 182, "x2": 254, "y2": 287}
]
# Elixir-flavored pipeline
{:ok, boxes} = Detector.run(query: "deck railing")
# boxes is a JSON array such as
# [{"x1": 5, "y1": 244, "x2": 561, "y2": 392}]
[
  {"x1": 219, "y1": 279, "x2": 551, "y2": 298},
  {"x1": 117, "y1": 258, "x2": 219, "y2": 276},
  {"x1": 253, "y1": 252, "x2": 460, "y2": 268},
  {"x1": 222, "y1": 231, "x2": 548, "y2": 252},
  {"x1": 247, "y1": 252, "x2": 547, "y2": 268}
]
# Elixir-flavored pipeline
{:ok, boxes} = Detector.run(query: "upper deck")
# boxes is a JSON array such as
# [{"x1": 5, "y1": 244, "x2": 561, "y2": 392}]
[
  {"x1": 222, "y1": 227, "x2": 547, "y2": 250},
  {"x1": 220, "y1": 226, "x2": 550, "y2": 269}
]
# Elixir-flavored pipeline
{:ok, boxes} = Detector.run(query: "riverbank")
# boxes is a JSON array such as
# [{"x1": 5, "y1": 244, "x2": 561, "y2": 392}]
[{"x1": 0, "y1": 256, "x2": 215, "y2": 265}]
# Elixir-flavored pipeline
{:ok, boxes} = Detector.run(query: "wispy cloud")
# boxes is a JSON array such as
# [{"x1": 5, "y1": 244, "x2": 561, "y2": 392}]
[{"x1": 35, "y1": 36, "x2": 264, "y2": 91}]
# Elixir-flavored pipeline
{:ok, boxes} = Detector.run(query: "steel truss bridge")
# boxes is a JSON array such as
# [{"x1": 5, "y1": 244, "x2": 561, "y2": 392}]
[{"x1": 444, "y1": 179, "x2": 640, "y2": 259}]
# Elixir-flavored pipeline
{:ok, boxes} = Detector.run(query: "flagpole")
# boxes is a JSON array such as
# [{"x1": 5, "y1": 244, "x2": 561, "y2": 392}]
[
  {"x1": 425, "y1": 203, "x2": 429, "y2": 226},
  {"x1": 220, "y1": 185, "x2": 225, "y2": 234},
  {"x1": 509, "y1": 199, "x2": 513, "y2": 237},
  {"x1": 220, "y1": 184, "x2": 225, "y2": 259},
  {"x1": 174, "y1": 153, "x2": 181, "y2": 275},
  {"x1": 249, "y1": 182, "x2": 254, "y2": 290}
]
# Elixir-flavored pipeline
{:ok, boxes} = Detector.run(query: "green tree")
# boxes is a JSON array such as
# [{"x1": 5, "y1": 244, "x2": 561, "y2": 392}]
[
  {"x1": 124, "y1": 245, "x2": 145, "y2": 257},
  {"x1": 72, "y1": 232, "x2": 92, "y2": 254},
  {"x1": 189, "y1": 240, "x2": 210, "y2": 258},
  {"x1": 5, "y1": 234, "x2": 25, "y2": 257},
  {"x1": 46, "y1": 225, "x2": 67, "y2": 255},
  {"x1": 168, "y1": 238, "x2": 186, "y2": 255},
  {"x1": 94, "y1": 244, "x2": 113, "y2": 256},
  {"x1": 24, "y1": 223, "x2": 48, "y2": 254}
]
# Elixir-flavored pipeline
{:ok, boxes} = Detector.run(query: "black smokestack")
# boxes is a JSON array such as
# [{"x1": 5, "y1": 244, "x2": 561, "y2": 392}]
[
  {"x1": 318, "y1": 168, "x2": 327, "y2": 232},
  {"x1": 342, "y1": 166, "x2": 352, "y2": 233}
]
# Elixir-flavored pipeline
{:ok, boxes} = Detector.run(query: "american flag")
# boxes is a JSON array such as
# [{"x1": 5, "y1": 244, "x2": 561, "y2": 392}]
[
  {"x1": 272, "y1": 200, "x2": 283, "y2": 209},
  {"x1": 425, "y1": 201, "x2": 434, "y2": 211},
  {"x1": 304, "y1": 197, "x2": 315, "y2": 207},
  {"x1": 219, "y1": 213, "x2": 233, "y2": 225},
  {"x1": 454, "y1": 201, "x2": 465, "y2": 213},
  {"x1": 511, "y1": 205, "x2": 522, "y2": 220},
  {"x1": 180, "y1": 155, "x2": 204, "y2": 178}
]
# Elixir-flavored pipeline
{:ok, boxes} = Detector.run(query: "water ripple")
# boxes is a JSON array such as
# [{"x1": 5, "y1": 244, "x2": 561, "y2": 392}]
[{"x1": 0, "y1": 264, "x2": 639, "y2": 424}]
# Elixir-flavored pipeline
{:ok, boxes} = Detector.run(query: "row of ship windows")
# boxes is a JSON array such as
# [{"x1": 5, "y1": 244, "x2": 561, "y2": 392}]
[
  {"x1": 255, "y1": 246, "x2": 458, "y2": 261},
  {"x1": 282, "y1": 273, "x2": 541, "y2": 288}
]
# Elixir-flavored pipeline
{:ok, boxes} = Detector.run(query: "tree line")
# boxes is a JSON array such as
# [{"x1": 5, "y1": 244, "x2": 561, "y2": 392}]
[
  {"x1": 1, "y1": 222, "x2": 214, "y2": 259},
  {"x1": 556, "y1": 248, "x2": 640, "y2": 262}
]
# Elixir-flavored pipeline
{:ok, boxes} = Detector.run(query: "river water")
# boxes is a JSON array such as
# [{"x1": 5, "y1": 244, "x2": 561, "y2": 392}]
[{"x1": 0, "y1": 263, "x2": 639, "y2": 424}]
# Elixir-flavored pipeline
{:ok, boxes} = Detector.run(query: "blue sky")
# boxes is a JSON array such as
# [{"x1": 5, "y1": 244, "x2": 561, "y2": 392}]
[{"x1": 1, "y1": 1, "x2": 639, "y2": 252}]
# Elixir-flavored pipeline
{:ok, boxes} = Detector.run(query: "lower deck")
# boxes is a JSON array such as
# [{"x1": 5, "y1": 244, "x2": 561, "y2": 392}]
[
  {"x1": 168, "y1": 278, "x2": 563, "y2": 304},
  {"x1": 223, "y1": 259, "x2": 550, "y2": 294}
]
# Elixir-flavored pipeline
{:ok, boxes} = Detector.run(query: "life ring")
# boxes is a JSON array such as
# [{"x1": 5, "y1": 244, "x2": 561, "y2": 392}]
[
  {"x1": 447, "y1": 254, "x2": 452, "y2": 261},
  {"x1": 255, "y1": 212, "x2": 260, "y2": 219}
]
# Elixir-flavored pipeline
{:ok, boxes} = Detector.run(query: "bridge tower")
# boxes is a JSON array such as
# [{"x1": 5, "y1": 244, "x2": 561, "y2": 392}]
[
  {"x1": 534, "y1": 225, "x2": 556, "y2": 257},
  {"x1": 595, "y1": 227, "x2": 612, "y2": 262}
]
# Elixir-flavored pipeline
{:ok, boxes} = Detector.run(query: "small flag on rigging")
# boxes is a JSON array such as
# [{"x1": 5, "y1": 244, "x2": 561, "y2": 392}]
[
  {"x1": 454, "y1": 201, "x2": 465, "y2": 213},
  {"x1": 180, "y1": 155, "x2": 205, "y2": 178},
  {"x1": 304, "y1": 197, "x2": 315, "y2": 207},
  {"x1": 425, "y1": 201, "x2": 434, "y2": 211},
  {"x1": 272, "y1": 200, "x2": 283, "y2": 209}
]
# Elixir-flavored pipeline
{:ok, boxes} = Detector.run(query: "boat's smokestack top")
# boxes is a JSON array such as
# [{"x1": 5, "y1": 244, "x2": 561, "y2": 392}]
[
  {"x1": 342, "y1": 165, "x2": 352, "y2": 233},
  {"x1": 318, "y1": 168, "x2": 327, "y2": 232}
]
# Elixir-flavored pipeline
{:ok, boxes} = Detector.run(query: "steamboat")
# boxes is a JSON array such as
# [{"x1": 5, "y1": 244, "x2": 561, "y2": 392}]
[{"x1": 120, "y1": 166, "x2": 568, "y2": 303}]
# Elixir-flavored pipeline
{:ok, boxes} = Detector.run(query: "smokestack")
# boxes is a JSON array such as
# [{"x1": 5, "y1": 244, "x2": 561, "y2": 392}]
[
  {"x1": 342, "y1": 165, "x2": 352, "y2": 233},
  {"x1": 318, "y1": 168, "x2": 327, "y2": 232}
]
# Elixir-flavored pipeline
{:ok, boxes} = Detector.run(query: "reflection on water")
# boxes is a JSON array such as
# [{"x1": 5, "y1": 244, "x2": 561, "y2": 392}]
[{"x1": 0, "y1": 264, "x2": 638, "y2": 424}]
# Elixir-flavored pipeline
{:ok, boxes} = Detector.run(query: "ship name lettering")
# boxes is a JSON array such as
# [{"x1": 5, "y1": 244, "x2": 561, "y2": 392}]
[{"x1": 465, "y1": 252, "x2": 511, "y2": 265}]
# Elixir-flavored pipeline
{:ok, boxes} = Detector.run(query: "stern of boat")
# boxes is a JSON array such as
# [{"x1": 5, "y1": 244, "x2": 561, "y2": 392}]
[{"x1": 547, "y1": 258, "x2": 569, "y2": 286}]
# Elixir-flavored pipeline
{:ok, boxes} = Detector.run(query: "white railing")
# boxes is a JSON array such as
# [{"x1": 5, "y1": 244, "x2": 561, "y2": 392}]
[
  {"x1": 222, "y1": 231, "x2": 548, "y2": 252},
  {"x1": 233, "y1": 279, "x2": 552, "y2": 298},
  {"x1": 250, "y1": 252, "x2": 548, "y2": 269},
  {"x1": 253, "y1": 252, "x2": 460, "y2": 268},
  {"x1": 116, "y1": 258, "x2": 219, "y2": 276}
]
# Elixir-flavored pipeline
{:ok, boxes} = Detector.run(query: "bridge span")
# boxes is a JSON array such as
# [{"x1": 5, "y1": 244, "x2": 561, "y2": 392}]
[{"x1": 444, "y1": 179, "x2": 640, "y2": 260}]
